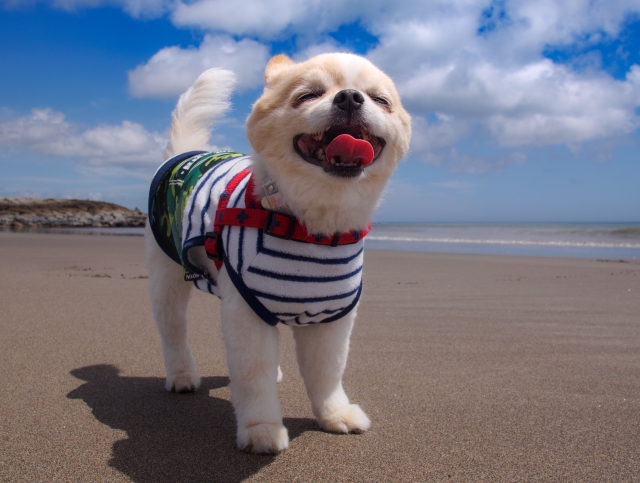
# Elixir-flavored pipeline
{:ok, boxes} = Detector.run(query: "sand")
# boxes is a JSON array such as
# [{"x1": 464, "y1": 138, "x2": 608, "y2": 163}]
[{"x1": 0, "y1": 231, "x2": 639, "y2": 482}]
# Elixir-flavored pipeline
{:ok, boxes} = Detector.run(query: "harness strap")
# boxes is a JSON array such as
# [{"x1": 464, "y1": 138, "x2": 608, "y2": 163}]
[
  {"x1": 204, "y1": 171, "x2": 371, "y2": 267},
  {"x1": 203, "y1": 168, "x2": 252, "y2": 269},
  {"x1": 215, "y1": 208, "x2": 370, "y2": 245}
]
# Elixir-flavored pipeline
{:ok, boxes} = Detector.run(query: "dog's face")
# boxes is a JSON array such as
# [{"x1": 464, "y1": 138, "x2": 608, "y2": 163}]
[{"x1": 246, "y1": 53, "x2": 411, "y2": 234}]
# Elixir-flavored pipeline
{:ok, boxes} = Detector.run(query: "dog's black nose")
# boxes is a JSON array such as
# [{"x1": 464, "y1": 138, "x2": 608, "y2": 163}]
[{"x1": 333, "y1": 89, "x2": 365, "y2": 113}]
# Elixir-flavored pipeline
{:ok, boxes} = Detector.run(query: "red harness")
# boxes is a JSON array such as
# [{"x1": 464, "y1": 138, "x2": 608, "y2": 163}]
[{"x1": 203, "y1": 169, "x2": 371, "y2": 269}]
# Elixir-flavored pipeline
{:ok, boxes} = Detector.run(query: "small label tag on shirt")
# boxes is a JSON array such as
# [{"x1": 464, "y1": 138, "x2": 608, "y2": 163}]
[{"x1": 184, "y1": 272, "x2": 204, "y2": 281}]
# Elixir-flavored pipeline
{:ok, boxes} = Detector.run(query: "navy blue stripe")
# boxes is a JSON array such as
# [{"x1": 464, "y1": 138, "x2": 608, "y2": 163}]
[
  {"x1": 186, "y1": 156, "x2": 232, "y2": 240},
  {"x1": 237, "y1": 226, "x2": 245, "y2": 273},
  {"x1": 247, "y1": 264, "x2": 362, "y2": 283},
  {"x1": 194, "y1": 279, "x2": 214, "y2": 294},
  {"x1": 256, "y1": 230, "x2": 363, "y2": 265},
  {"x1": 280, "y1": 285, "x2": 361, "y2": 325},
  {"x1": 260, "y1": 244, "x2": 364, "y2": 265},
  {"x1": 225, "y1": 221, "x2": 232, "y2": 269},
  {"x1": 231, "y1": 180, "x2": 248, "y2": 208},
  {"x1": 233, "y1": 181, "x2": 248, "y2": 273},
  {"x1": 183, "y1": 156, "x2": 237, "y2": 240},
  {"x1": 273, "y1": 307, "x2": 342, "y2": 318},
  {"x1": 256, "y1": 221, "x2": 262, "y2": 255},
  {"x1": 252, "y1": 285, "x2": 360, "y2": 304},
  {"x1": 181, "y1": 235, "x2": 207, "y2": 275},
  {"x1": 305, "y1": 307, "x2": 342, "y2": 317},
  {"x1": 223, "y1": 255, "x2": 280, "y2": 326},
  {"x1": 318, "y1": 283, "x2": 361, "y2": 323},
  {"x1": 197, "y1": 158, "x2": 241, "y2": 237}
]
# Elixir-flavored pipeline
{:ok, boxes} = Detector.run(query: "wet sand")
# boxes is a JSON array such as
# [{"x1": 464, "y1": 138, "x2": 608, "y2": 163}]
[{"x1": 1, "y1": 232, "x2": 639, "y2": 482}]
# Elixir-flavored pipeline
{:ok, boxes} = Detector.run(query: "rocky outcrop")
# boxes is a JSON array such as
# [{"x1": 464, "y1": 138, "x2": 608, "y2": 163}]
[{"x1": 0, "y1": 198, "x2": 147, "y2": 228}]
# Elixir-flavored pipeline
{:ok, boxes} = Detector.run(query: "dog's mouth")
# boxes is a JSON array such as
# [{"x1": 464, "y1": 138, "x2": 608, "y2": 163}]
[{"x1": 293, "y1": 125, "x2": 386, "y2": 178}]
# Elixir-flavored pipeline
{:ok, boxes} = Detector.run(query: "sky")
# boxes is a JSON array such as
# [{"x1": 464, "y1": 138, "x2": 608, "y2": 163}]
[{"x1": 0, "y1": 0, "x2": 639, "y2": 223}]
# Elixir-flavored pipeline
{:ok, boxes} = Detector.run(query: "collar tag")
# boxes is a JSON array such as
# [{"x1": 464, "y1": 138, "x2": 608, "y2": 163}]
[{"x1": 261, "y1": 178, "x2": 291, "y2": 214}]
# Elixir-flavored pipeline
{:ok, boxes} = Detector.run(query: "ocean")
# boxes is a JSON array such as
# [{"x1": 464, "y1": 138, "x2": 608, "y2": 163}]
[
  {"x1": 12, "y1": 222, "x2": 640, "y2": 260},
  {"x1": 367, "y1": 223, "x2": 640, "y2": 260}
]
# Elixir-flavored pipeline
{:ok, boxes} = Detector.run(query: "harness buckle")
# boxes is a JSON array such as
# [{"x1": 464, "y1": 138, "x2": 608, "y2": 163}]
[
  {"x1": 204, "y1": 232, "x2": 223, "y2": 261},
  {"x1": 264, "y1": 210, "x2": 296, "y2": 240}
]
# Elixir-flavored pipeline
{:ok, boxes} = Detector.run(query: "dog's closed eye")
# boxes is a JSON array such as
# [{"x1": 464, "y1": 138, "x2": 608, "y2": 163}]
[
  {"x1": 294, "y1": 90, "x2": 325, "y2": 106},
  {"x1": 368, "y1": 94, "x2": 392, "y2": 111}
]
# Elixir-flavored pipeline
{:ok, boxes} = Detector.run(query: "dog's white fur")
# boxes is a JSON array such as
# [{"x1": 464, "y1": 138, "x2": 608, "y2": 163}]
[{"x1": 146, "y1": 53, "x2": 411, "y2": 453}]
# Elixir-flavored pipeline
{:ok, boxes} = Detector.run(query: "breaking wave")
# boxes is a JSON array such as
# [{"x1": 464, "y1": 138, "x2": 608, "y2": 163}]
[{"x1": 366, "y1": 235, "x2": 640, "y2": 249}]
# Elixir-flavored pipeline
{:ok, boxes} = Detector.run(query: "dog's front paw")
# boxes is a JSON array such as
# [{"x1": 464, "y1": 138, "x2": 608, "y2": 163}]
[
  {"x1": 237, "y1": 423, "x2": 289, "y2": 454},
  {"x1": 165, "y1": 371, "x2": 201, "y2": 393},
  {"x1": 319, "y1": 404, "x2": 371, "y2": 434}
]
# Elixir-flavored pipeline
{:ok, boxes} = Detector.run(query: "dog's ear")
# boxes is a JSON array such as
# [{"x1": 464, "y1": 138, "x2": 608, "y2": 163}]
[{"x1": 265, "y1": 54, "x2": 295, "y2": 83}]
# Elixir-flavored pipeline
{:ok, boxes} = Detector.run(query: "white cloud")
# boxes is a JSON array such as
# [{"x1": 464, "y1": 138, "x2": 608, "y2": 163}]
[
  {"x1": 410, "y1": 116, "x2": 468, "y2": 154},
  {"x1": 8, "y1": 0, "x2": 640, "y2": 173},
  {"x1": 0, "y1": 108, "x2": 166, "y2": 167},
  {"x1": 169, "y1": 0, "x2": 368, "y2": 38},
  {"x1": 500, "y1": 0, "x2": 640, "y2": 49},
  {"x1": 292, "y1": 41, "x2": 349, "y2": 62},
  {"x1": 15, "y1": 0, "x2": 637, "y2": 48},
  {"x1": 161, "y1": 0, "x2": 640, "y2": 152},
  {"x1": 363, "y1": 2, "x2": 640, "y2": 162},
  {"x1": 396, "y1": 56, "x2": 640, "y2": 147},
  {"x1": 128, "y1": 35, "x2": 270, "y2": 98},
  {"x1": 171, "y1": 0, "x2": 305, "y2": 37}
]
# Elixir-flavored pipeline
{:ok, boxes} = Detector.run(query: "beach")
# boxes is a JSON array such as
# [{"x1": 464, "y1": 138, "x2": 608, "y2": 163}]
[{"x1": 1, "y1": 231, "x2": 639, "y2": 482}]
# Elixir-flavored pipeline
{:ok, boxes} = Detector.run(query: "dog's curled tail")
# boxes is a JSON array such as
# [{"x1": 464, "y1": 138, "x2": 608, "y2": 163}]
[{"x1": 164, "y1": 68, "x2": 236, "y2": 159}]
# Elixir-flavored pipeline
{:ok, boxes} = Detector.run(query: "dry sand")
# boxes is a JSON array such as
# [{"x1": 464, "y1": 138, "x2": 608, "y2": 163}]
[{"x1": 0, "y1": 232, "x2": 639, "y2": 482}]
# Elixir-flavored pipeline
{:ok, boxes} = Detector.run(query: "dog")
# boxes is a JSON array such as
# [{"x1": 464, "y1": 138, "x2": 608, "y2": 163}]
[{"x1": 145, "y1": 53, "x2": 411, "y2": 453}]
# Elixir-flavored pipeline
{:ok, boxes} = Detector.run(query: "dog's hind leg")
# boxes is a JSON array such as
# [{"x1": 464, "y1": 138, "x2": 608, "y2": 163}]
[
  {"x1": 218, "y1": 268, "x2": 288, "y2": 454},
  {"x1": 292, "y1": 310, "x2": 371, "y2": 434},
  {"x1": 145, "y1": 223, "x2": 201, "y2": 392}
]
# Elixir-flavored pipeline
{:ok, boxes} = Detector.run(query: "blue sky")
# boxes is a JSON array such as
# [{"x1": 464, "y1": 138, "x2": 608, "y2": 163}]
[{"x1": 0, "y1": 0, "x2": 639, "y2": 222}]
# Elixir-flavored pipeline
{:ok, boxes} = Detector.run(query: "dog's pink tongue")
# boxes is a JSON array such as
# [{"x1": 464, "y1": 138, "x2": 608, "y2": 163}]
[{"x1": 325, "y1": 134, "x2": 374, "y2": 167}]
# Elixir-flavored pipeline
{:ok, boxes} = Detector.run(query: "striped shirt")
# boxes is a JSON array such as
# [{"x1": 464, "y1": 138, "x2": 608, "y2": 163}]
[{"x1": 149, "y1": 151, "x2": 364, "y2": 327}]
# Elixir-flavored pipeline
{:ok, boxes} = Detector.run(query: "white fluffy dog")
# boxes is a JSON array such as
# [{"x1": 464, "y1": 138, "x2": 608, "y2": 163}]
[{"x1": 145, "y1": 53, "x2": 411, "y2": 453}]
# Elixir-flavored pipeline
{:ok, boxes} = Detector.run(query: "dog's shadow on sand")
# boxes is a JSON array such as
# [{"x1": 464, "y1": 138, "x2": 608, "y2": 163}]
[{"x1": 67, "y1": 365, "x2": 318, "y2": 483}]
